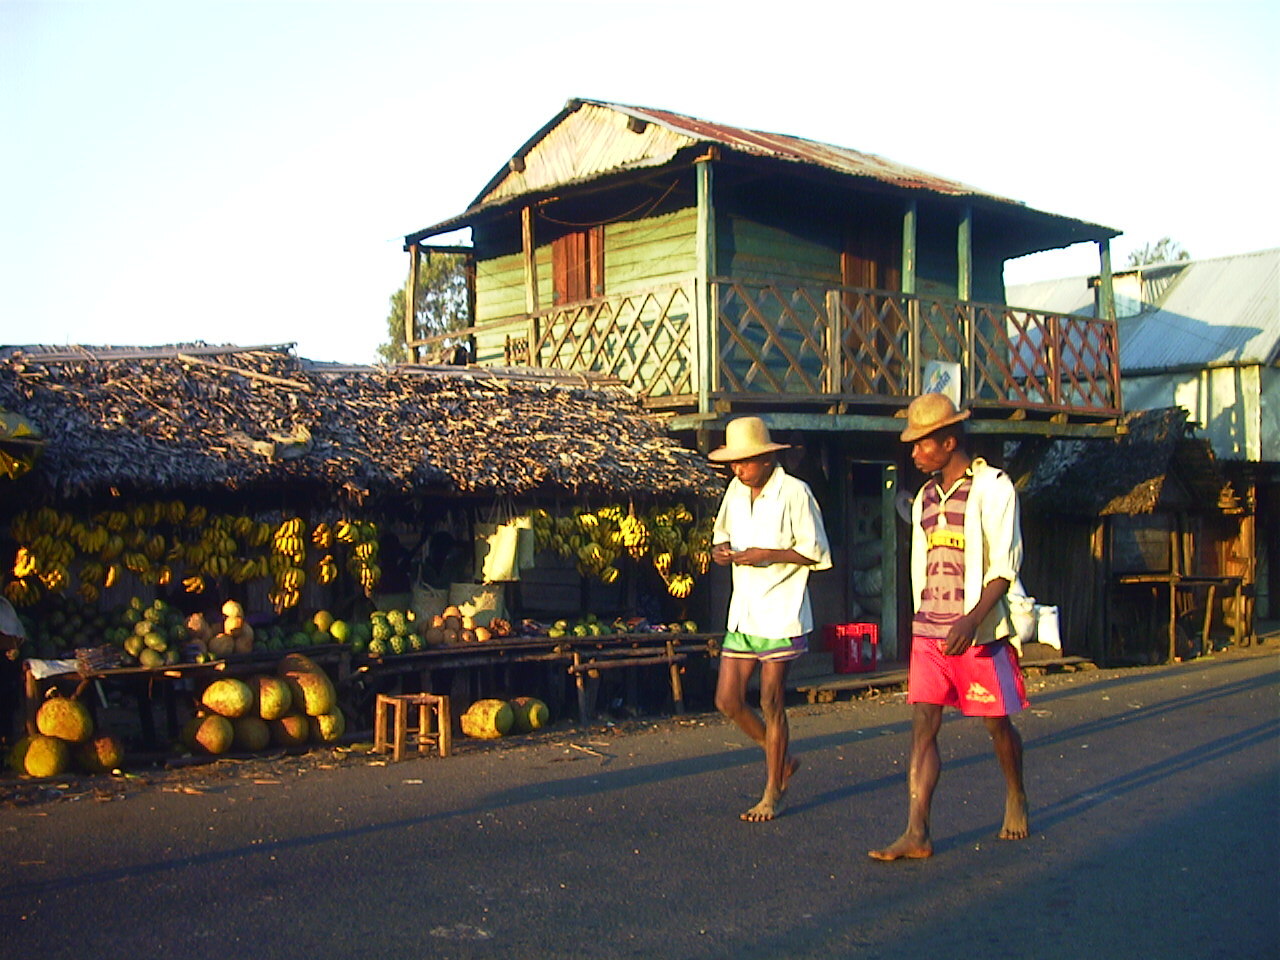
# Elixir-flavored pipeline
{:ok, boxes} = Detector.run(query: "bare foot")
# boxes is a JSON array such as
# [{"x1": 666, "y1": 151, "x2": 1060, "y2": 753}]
[
  {"x1": 741, "y1": 790, "x2": 785, "y2": 822},
  {"x1": 867, "y1": 833, "x2": 933, "y2": 861},
  {"x1": 998, "y1": 791, "x2": 1029, "y2": 840}
]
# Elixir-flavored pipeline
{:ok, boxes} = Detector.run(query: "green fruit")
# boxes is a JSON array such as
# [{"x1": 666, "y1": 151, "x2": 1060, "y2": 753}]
[
  {"x1": 460, "y1": 699, "x2": 514, "y2": 739},
  {"x1": 143, "y1": 631, "x2": 167, "y2": 652},
  {"x1": 231, "y1": 716, "x2": 271, "y2": 752},
  {"x1": 328, "y1": 620, "x2": 350, "y2": 644},
  {"x1": 368, "y1": 637, "x2": 387, "y2": 658},
  {"x1": 138, "y1": 648, "x2": 164, "y2": 668},
  {"x1": 308, "y1": 709, "x2": 345, "y2": 744},
  {"x1": 182, "y1": 715, "x2": 234, "y2": 755},
  {"x1": 201, "y1": 678, "x2": 254, "y2": 718},
  {"x1": 269, "y1": 713, "x2": 309, "y2": 748},
  {"x1": 389, "y1": 635, "x2": 406, "y2": 656},
  {"x1": 36, "y1": 696, "x2": 94, "y2": 743},
  {"x1": 10, "y1": 734, "x2": 70, "y2": 777},
  {"x1": 510, "y1": 696, "x2": 549, "y2": 733},
  {"x1": 249, "y1": 674, "x2": 293, "y2": 720},
  {"x1": 281, "y1": 670, "x2": 335, "y2": 717},
  {"x1": 76, "y1": 734, "x2": 125, "y2": 774},
  {"x1": 124, "y1": 634, "x2": 145, "y2": 657}
]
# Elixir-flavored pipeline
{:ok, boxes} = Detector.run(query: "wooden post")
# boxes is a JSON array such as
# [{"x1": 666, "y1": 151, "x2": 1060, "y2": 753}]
[
  {"x1": 695, "y1": 157, "x2": 717, "y2": 415},
  {"x1": 825, "y1": 289, "x2": 843, "y2": 395},
  {"x1": 902, "y1": 200, "x2": 920, "y2": 394},
  {"x1": 406, "y1": 243, "x2": 421, "y2": 364},
  {"x1": 957, "y1": 206, "x2": 973, "y2": 401},
  {"x1": 666, "y1": 640, "x2": 684, "y2": 713},
  {"x1": 522, "y1": 205, "x2": 539, "y2": 360},
  {"x1": 880, "y1": 462, "x2": 900, "y2": 661}
]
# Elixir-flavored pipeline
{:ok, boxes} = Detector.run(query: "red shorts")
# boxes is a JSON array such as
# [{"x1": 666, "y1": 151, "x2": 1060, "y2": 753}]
[{"x1": 907, "y1": 635, "x2": 1028, "y2": 717}]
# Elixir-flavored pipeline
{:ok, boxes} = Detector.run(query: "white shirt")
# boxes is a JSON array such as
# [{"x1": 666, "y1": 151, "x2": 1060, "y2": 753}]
[{"x1": 713, "y1": 465, "x2": 832, "y2": 639}]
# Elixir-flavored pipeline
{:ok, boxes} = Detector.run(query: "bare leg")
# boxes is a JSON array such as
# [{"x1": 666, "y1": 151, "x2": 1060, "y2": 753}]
[
  {"x1": 869, "y1": 703, "x2": 942, "y2": 860},
  {"x1": 985, "y1": 716, "x2": 1028, "y2": 840},
  {"x1": 715, "y1": 657, "x2": 798, "y2": 822}
]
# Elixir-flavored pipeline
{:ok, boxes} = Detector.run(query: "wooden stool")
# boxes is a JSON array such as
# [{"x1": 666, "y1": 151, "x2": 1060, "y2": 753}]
[{"x1": 374, "y1": 693, "x2": 452, "y2": 761}]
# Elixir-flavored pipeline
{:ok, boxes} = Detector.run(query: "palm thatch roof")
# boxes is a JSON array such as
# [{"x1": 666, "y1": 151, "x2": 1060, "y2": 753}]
[
  {"x1": 0, "y1": 343, "x2": 723, "y2": 506},
  {"x1": 1019, "y1": 407, "x2": 1240, "y2": 517}
]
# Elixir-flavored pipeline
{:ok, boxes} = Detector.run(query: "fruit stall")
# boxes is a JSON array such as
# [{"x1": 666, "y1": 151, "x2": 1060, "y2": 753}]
[{"x1": 0, "y1": 343, "x2": 728, "y2": 778}]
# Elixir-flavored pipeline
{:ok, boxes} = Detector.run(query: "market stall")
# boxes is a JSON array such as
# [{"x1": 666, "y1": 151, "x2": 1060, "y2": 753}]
[{"x1": 0, "y1": 343, "x2": 727, "y2": 776}]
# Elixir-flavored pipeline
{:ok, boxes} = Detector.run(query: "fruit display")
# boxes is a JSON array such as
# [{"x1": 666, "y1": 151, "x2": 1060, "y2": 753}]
[
  {"x1": 183, "y1": 654, "x2": 344, "y2": 757},
  {"x1": 528, "y1": 502, "x2": 714, "y2": 600},
  {"x1": 8, "y1": 692, "x2": 124, "y2": 777},
  {"x1": 4, "y1": 502, "x2": 385, "y2": 613}
]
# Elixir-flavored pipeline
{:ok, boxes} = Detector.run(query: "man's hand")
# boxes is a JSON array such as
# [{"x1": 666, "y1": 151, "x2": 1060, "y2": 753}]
[
  {"x1": 944, "y1": 614, "x2": 980, "y2": 656},
  {"x1": 712, "y1": 543, "x2": 735, "y2": 566},
  {"x1": 730, "y1": 547, "x2": 773, "y2": 566}
]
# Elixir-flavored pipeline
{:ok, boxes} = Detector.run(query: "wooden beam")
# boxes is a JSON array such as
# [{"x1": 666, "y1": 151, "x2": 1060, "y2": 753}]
[
  {"x1": 665, "y1": 411, "x2": 1120, "y2": 438},
  {"x1": 406, "y1": 243, "x2": 421, "y2": 364},
  {"x1": 1097, "y1": 238, "x2": 1116, "y2": 322},
  {"x1": 902, "y1": 200, "x2": 919, "y2": 393},
  {"x1": 958, "y1": 206, "x2": 974, "y2": 402},
  {"x1": 695, "y1": 158, "x2": 716, "y2": 415}
]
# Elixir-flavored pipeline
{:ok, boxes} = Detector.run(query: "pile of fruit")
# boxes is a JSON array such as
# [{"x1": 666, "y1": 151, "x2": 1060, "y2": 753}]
[
  {"x1": 4, "y1": 502, "x2": 386, "y2": 613},
  {"x1": 460, "y1": 696, "x2": 549, "y2": 739},
  {"x1": 182, "y1": 653, "x2": 345, "y2": 756},
  {"x1": 7, "y1": 694, "x2": 125, "y2": 778}
]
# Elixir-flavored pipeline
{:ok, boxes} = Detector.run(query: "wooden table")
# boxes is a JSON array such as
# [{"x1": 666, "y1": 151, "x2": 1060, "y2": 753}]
[{"x1": 1114, "y1": 574, "x2": 1245, "y2": 662}]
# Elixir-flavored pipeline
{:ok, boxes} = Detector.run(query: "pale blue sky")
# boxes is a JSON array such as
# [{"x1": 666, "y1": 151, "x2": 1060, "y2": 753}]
[{"x1": 3, "y1": 0, "x2": 1276, "y2": 362}]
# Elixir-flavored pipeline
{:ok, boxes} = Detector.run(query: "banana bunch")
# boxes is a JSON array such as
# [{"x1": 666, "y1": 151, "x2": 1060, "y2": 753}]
[
  {"x1": 334, "y1": 519, "x2": 358, "y2": 544},
  {"x1": 575, "y1": 540, "x2": 619, "y2": 582},
  {"x1": 11, "y1": 546, "x2": 37, "y2": 579},
  {"x1": 653, "y1": 550, "x2": 674, "y2": 577},
  {"x1": 268, "y1": 586, "x2": 302, "y2": 612},
  {"x1": 528, "y1": 509, "x2": 554, "y2": 552},
  {"x1": 313, "y1": 554, "x2": 339, "y2": 585},
  {"x1": 311, "y1": 521, "x2": 334, "y2": 550},
  {"x1": 183, "y1": 574, "x2": 206, "y2": 594},
  {"x1": 686, "y1": 516, "x2": 715, "y2": 575},
  {"x1": 272, "y1": 517, "x2": 307, "y2": 562},
  {"x1": 3, "y1": 577, "x2": 40, "y2": 606},
  {"x1": 619, "y1": 511, "x2": 650, "y2": 559},
  {"x1": 70, "y1": 522, "x2": 110, "y2": 554},
  {"x1": 666, "y1": 573, "x2": 694, "y2": 599}
]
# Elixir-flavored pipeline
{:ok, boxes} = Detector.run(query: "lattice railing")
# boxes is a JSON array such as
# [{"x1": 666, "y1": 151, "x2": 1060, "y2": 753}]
[
  {"x1": 507, "y1": 278, "x2": 1119, "y2": 416},
  {"x1": 528, "y1": 282, "x2": 695, "y2": 398},
  {"x1": 712, "y1": 279, "x2": 1120, "y2": 415}
]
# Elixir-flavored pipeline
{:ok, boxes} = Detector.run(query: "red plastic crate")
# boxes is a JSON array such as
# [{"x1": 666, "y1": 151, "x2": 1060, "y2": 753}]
[{"x1": 829, "y1": 622, "x2": 879, "y2": 674}]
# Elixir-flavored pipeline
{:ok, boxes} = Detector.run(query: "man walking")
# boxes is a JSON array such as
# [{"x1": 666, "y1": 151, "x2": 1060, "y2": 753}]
[
  {"x1": 710, "y1": 417, "x2": 831, "y2": 822},
  {"x1": 870, "y1": 393, "x2": 1030, "y2": 860}
]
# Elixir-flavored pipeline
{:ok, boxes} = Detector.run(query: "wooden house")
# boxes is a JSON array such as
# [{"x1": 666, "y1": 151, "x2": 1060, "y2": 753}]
[
  {"x1": 1010, "y1": 247, "x2": 1277, "y2": 622},
  {"x1": 1018, "y1": 407, "x2": 1250, "y2": 664},
  {"x1": 403, "y1": 99, "x2": 1130, "y2": 657}
]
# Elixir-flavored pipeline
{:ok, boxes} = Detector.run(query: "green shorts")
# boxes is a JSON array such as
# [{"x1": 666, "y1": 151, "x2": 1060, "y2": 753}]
[{"x1": 721, "y1": 631, "x2": 808, "y2": 663}]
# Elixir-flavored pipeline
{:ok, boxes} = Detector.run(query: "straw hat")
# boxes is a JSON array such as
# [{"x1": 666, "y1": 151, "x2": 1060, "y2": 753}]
[
  {"x1": 899, "y1": 393, "x2": 971, "y2": 442},
  {"x1": 708, "y1": 417, "x2": 790, "y2": 462}
]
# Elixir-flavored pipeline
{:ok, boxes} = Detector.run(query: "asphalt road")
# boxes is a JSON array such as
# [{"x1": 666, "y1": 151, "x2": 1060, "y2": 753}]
[{"x1": 2, "y1": 647, "x2": 1276, "y2": 960}]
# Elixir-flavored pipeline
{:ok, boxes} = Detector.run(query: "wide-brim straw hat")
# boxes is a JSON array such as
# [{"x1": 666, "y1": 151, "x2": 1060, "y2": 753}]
[
  {"x1": 899, "y1": 393, "x2": 971, "y2": 442},
  {"x1": 708, "y1": 416, "x2": 790, "y2": 462}
]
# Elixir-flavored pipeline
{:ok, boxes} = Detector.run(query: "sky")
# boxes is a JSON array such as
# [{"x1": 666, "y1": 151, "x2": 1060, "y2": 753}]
[{"x1": 2, "y1": 0, "x2": 1277, "y2": 364}]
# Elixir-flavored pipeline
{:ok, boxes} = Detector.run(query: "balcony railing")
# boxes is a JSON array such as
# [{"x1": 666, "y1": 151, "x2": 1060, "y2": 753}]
[{"x1": 514, "y1": 276, "x2": 1121, "y2": 417}]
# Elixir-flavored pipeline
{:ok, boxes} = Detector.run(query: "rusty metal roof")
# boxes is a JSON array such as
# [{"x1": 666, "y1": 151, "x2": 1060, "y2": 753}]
[{"x1": 407, "y1": 99, "x2": 1118, "y2": 246}]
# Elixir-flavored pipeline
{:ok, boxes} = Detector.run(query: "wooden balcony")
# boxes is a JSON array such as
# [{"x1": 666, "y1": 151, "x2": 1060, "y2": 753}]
[{"x1": 506, "y1": 275, "x2": 1121, "y2": 422}]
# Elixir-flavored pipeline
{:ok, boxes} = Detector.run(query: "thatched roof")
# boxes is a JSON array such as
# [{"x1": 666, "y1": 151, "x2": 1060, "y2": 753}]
[
  {"x1": 1019, "y1": 407, "x2": 1240, "y2": 516},
  {"x1": 0, "y1": 343, "x2": 724, "y2": 506}
]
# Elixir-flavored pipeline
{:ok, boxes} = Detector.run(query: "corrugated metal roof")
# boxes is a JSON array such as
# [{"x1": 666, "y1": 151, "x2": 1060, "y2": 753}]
[
  {"x1": 1008, "y1": 248, "x2": 1280, "y2": 370},
  {"x1": 407, "y1": 99, "x2": 1117, "y2": 246}
]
